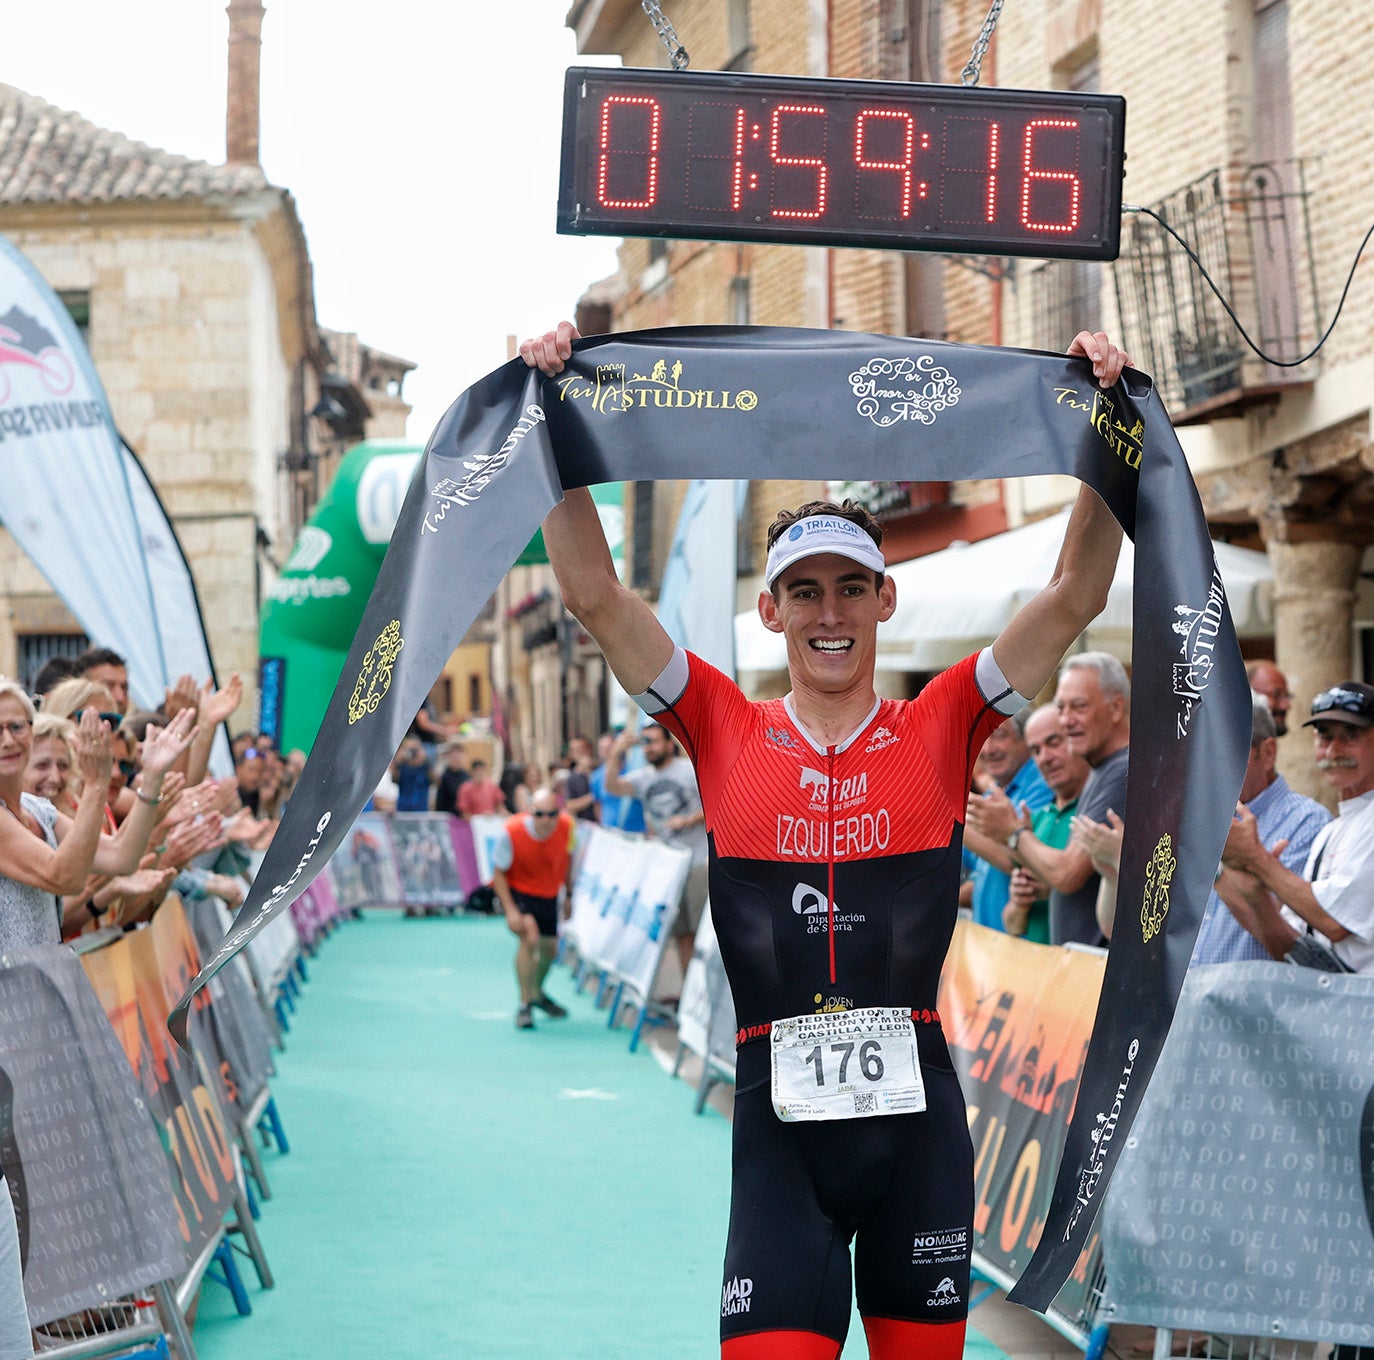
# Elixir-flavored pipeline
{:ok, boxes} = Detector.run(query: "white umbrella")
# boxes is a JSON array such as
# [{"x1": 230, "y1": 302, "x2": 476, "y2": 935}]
[{"x1": 735, "y1": 508, "x2": 1274, "y2": 673}]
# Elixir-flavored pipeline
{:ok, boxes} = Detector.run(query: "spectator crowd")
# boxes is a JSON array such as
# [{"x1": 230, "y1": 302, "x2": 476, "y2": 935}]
[{"x1": 957, "y1": 650, "x2": 1374, "y2": 983}]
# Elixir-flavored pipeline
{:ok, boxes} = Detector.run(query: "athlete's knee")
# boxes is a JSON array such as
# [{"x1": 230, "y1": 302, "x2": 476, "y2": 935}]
[
  {"x1": 722, "y1": 1331, "x2": 841, "y2": 1360},
  {"x1": 861, "y1": 1315, "x2": 966, "y2": 1360}
]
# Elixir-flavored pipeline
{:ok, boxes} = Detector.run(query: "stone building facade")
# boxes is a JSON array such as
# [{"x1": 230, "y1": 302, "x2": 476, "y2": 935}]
[
  {"x1": 988, "y1": 0, "x2": 1374, "y2": 797},
  {"x1": 0, "y1": 64, "x2": 411, "y2": 721}
]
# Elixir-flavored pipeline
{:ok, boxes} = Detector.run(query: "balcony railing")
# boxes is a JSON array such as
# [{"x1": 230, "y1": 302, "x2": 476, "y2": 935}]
[{"x1": 1112, "y1": 163, "x2": 1321, "y2": 420}]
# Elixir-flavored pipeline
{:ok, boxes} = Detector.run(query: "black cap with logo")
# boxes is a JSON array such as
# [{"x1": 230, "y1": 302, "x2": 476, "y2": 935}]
[{"x1": 1302, "y1": 681, "x2": 1374, "y2": 730}]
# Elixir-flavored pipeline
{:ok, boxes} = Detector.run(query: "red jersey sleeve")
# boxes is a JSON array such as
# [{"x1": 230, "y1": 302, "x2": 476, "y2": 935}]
[
  {"x1": 909, "y1": 651, "x2": 1012, "y2": 818},
  {"x1": 635, "y1": 646, "x2": 751, "y2": 822}
]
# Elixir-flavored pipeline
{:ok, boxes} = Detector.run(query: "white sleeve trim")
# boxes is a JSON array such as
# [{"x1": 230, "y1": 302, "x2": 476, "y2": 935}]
[
  {"x1": 976, "y1": 647, "x2": 1031, "y2": 716},
  {"x1": 633, "y1": 645, "x2": 690, "y2": 716}
]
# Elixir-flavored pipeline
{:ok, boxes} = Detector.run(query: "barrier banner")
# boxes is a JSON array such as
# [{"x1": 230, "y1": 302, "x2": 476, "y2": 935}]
[
  {"x1": 677, "y1": 904, "x2": 737, "y2": 1080},
  {"x1": 467, "y1": 814, "x2": 510, "y2": 890},
  {"x1": 610, "y1": 838, "x2": 691, "y2": 1001},
  {"x1": 448, "y1": 817, "x2": 483, "y2": 900},
  {"x1": 0, "y1": 947, "x2": 184, "y2": 1326},
  {"x1": 327, "y1": 814, "x2": 402, "y2": 911},
  {"x1": 564, "y1": 824, "x2": 624, "y2": 966},
  {"x1": 183, "y1": 899, "x2": 276, "y2": 1121},
  {"x1": 390, "y1": 814, "x2": 466, "y2": 910},
  {"x1": 939, "y1": 922, "x2": 1106, "y2": 1323},
  {"x1": 1102, "y1": 964, "x2": 1374, "y2": 1346},
  {"x1": 83, "y1": 927, "x2": 235, "y2": 1261},
  {"x1": 177, "y1": 326, "x2": 1253, "y2": 1304}
]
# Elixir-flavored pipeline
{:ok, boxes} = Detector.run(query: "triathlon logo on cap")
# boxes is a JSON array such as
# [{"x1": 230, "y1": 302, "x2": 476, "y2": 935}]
[{"x1": 765, "y1": 515, "x2": 886, "y2": 586}]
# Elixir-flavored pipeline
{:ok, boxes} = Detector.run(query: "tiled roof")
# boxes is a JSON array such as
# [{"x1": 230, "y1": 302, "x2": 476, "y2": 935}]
[{"x1": 0, "y1": 83, "x2": 270, "y2": 206}]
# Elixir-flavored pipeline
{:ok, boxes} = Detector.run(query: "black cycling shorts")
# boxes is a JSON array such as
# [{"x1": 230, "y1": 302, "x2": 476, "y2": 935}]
[
  {"x1": 513, "y1": 891, "x2": 559, "y2": 939},
  {"x1": 719, "y1": 1026, "x2": 972, "y2": 1348}
]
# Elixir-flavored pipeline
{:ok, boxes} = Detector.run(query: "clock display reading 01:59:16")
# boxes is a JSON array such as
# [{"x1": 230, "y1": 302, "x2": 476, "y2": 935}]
[{"x1": 557, "y1": 67, "x2": 1127, "y2": 261}]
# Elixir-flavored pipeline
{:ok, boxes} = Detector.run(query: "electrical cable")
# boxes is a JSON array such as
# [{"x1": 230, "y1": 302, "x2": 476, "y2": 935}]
[{"x1": 1123, "y1": 203, "x2": 1374, "y2": 369}]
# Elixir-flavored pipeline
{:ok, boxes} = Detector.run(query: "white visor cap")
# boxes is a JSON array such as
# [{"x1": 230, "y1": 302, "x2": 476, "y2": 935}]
[{"x1": 764, "y1": 515, "x2": 887, "y2": 588}]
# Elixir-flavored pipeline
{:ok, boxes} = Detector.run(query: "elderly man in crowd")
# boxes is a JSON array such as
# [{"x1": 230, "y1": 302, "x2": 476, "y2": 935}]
[
  {"x1": 966, "y1": 652, "x2": 1129, "y2": 946},
  {"x1": 1220, "y1": 681, "x2": 1374, "y2": 971}
]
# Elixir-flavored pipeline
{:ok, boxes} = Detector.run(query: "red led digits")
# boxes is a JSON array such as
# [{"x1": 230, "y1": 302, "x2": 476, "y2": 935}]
[
  {"x1": 985, "y1": 122, "x2": 1000, "y2": 222},
  {"x1": 731, "y1": 107, "x2": 747, "y2": 211},
  {"x1": 769, "y1": 104, "x2": 829, "y2": 219},
  {"x1": 596, "y1": 95, "x2": 661, "y2": 210},
  {"x1": 854, "y1": 109, "x2": 917, "y2": 218},
  {"x1": 1020, "y1": 118, "x2": 1082, "y2": 233}
]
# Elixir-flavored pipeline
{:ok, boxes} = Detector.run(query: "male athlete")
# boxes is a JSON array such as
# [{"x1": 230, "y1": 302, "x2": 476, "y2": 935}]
[{"x1": 521, "y1": 322, "x2": 1129, "y2": 1359}]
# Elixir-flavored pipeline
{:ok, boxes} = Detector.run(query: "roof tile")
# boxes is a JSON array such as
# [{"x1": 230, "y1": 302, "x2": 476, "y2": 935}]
[{"x1": 0, "y1": 83, "x2": 270, "y2": 206}]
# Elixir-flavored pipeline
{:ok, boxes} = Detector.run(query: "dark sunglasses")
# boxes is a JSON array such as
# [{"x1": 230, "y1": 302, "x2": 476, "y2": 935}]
[
  {"x1": 73, "y1": 709, "x2": 124, "y2": 727},
  {"x1": 117, "y1": 759, "x2": 138, "y2": 780},
  {"x1": 531, "y1": 810, "x2": 559, "y2": 818},
  {"x1": 1310, "y1": 687, "x2": 1370, "y2": 717}
]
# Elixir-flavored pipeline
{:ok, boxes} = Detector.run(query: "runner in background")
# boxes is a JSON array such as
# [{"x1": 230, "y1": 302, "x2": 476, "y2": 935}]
[
  {"x1": 521, "y1": 320, "x2": 1128, "y2": 1360},
  {"x1": 490, "y1": 786, "x2": 576, "y2": 1030}
]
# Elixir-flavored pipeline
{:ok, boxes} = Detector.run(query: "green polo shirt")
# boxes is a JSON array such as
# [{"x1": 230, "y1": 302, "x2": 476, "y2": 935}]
[{"x1": 1019, "y1": 798, "x2": 1078, "y2": 945}]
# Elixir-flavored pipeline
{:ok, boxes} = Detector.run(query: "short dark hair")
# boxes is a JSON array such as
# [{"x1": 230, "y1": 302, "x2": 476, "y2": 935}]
[
  {"x1": 32, "y1": 655, "x2": 79, "y2": 697},
  {"x1": 74, "y1": 646, "x2": 126, "y2": 674},
  {"x1": 122, "y1": 710, "x2": 170, "y2": 742},
  {"x1": 765, "y1": 499, "x2": 883, "y2": 554}
]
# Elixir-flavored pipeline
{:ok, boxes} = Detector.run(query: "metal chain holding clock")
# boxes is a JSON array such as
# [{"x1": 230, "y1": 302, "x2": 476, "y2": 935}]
[
  {"x1": 640, "y1": 0, "x2": 690, "y2": 70},
  {"x1": 961, "y1": 0, "x2": 1006, "y2": 86}
]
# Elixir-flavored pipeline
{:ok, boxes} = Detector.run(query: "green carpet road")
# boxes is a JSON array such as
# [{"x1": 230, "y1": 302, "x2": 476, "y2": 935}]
[{"x1": 192, "y1": 912, "x2": 1011, "y2": 1359}]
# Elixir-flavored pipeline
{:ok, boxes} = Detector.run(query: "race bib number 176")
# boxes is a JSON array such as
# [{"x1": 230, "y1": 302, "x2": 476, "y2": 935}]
[{"x1": 770, "y1": 1007, "x2": 926, "y2": 1122}]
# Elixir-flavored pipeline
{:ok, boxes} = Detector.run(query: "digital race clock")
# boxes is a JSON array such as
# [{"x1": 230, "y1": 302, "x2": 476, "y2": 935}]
[{"x1": 557, "y1": 66, "x2": 1126, "y2": 261}]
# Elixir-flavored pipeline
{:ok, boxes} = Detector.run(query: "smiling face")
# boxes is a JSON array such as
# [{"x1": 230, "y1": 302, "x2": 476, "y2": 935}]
[
  {"x1": 1024, "y1": 706, "x2": 1089, "y2": 800},
  {"x1": 1054, "y1": 666, "x2": 1125, "y2": 766},
  {"x1": 759, "y1": 553, "x2": 895, "y2": 701},
  {"x1": 26, "y1": 735, "x2": 72, "y2": 802},
  {"x1": 979, "y1": 717, "x2": 1031, "y2": 787},
  {"x1": 1310, "y1": 721, "x2": 1374, "y2": 800},
  {"x1": 0, "y1": 696, "x2": 33, "y2": 789}
]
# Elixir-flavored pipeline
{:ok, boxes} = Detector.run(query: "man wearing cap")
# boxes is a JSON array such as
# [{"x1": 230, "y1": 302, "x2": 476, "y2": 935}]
[
  {"x1": 1220, "y1": 681, "x2": 1374, "y2": 972},
  {"x1": 521, "y1": 321, "x2": 1129, "y2": 1360}
]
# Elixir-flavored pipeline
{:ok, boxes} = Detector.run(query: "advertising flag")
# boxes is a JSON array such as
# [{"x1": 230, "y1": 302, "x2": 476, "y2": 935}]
[{"x1": 0, "y1": 235, "x2": 220, "y2": 712}]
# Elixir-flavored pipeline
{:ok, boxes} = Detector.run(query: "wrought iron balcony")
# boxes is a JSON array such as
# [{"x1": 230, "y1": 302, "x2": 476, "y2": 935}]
[{"x1": 1112, "y1": 163, "x2": 1320, "y2": 422}]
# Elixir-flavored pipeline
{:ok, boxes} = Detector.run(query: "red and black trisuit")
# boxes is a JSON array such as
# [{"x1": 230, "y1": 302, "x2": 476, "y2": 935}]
[{"x1": 639, "y1": 645, "x2": 1016, "y2": 1360}]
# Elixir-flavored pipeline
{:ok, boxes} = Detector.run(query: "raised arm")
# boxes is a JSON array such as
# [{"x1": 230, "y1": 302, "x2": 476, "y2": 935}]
[
  {"x1": 991, "y1": 330, "x2": 1129, "y2": 700},
  {"x1": 520, "y1": 323, "x2": 674, "y2": 695}
]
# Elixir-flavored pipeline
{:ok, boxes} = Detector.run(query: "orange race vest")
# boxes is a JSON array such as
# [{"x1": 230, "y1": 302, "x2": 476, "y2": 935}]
[{"x1": 504, "y1": 812, "x2": 574, "y2": 899}]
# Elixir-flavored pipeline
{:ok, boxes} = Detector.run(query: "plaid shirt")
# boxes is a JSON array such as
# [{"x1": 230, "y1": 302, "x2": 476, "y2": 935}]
[{"x1": 1189, "y1": 774, "x2": 1330, "y2": 966}]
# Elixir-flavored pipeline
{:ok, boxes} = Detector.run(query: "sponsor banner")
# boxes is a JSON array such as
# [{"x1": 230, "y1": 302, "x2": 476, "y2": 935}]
[
  {"x1": 564, "y1": 824, "x2": 631, "y2": 968},
  {"x1": 175, "y1": 327, "x2": 1252, "y2": 1306},
  {"x1": 0, "y1": 947, "x2": 184, "y2": 1327},
  {"x1": 390, "y1": 814, "x2": 466, "y2": 909},
  {"x1": 1102, "y1": 964, "x2": 1374, "y2": 1346},
  {"x1": 938, "y1": 922, "x2": 1106, "y2": 1324},
  {"x1": 82, "y1": 926, "x2": 236, "y2": 1263}
]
